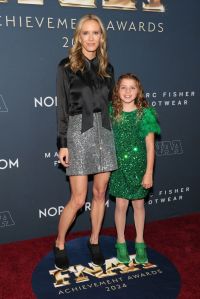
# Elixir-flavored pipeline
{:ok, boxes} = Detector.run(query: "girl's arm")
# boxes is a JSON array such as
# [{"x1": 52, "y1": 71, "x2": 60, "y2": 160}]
[{"x1": 142, "y1": 132, "x2": 155, "y2": 189}]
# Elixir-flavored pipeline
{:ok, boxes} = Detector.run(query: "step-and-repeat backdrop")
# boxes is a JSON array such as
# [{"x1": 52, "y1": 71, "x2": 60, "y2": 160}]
[{"x1": 0, "y1": 0, "x2": 199, "y2": 243}]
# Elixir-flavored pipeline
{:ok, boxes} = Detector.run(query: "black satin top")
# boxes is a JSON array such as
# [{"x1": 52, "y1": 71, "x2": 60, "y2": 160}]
[{"x1": 56, "y1": 56, "x2": 115, "y2": 148}]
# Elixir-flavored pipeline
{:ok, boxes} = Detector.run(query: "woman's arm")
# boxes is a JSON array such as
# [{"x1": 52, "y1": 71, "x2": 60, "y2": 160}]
[
  {"x1": 108, "y1": 64, "x2": 115, "y2": 102},
  {"x1": 56, "y1": 61, "x2": 69, "y2": 167}
]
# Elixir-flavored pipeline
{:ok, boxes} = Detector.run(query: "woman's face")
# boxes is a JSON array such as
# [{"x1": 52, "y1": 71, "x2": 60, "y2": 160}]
[
  {"x1": 79, "y1": 19, "x2": 102, "y2": 58},
  {"x1": 119, "y1": 79, "x2": 139, "y2": 104}
]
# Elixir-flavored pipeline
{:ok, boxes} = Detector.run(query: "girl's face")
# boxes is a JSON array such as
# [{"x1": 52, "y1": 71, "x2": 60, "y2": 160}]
[
  {"x1": 119, "y1": 78, "x2": 139, "y2": 104},
  {"x1": 79, "y1": 20, "x2": 102, "y2": 58}
]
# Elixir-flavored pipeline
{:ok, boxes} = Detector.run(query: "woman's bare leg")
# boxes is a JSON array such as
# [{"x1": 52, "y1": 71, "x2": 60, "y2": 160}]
[
  {"x1": 90, "y1": 172, "x2": 110, "y2": 244},
  {"x1": 56, "y1": 175, "x2": 88, "y2": 249}
]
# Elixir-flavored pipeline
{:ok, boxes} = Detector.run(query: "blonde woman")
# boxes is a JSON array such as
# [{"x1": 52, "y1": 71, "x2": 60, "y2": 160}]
[{"x1": 54, "y1": 14, "x2": 117, "y2": 269}]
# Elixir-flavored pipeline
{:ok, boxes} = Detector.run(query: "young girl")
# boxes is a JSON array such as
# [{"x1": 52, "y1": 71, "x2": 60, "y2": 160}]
[{"x1": 109, "y1": 73, "x2": 160, "y2": 264}]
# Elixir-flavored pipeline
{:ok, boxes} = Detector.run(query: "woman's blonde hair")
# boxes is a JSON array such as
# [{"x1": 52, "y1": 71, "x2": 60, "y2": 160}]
[
  {"x1": 68, "y1": 14, "x2": 109, "y2": 77},
  {"x1": 112, "y1": 73, "x2": 149, "y2": 120}
]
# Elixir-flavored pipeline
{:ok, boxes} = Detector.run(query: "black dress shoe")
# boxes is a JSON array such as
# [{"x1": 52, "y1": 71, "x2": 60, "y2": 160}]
[
  {"x1": 53, "y1": 245, "x2": 69, "y2": 270},
  {"x1": 87, "y1": 240, "x2": 104, "y2": 266}
]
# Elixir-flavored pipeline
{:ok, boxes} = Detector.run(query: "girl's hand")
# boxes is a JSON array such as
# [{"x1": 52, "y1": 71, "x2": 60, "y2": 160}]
[
  {"x1": 142, "y1": 172, "x2": 153, "y2": 189},
  {"x1": 58, "y1": 148, "x2": 69, "y2": 167}
]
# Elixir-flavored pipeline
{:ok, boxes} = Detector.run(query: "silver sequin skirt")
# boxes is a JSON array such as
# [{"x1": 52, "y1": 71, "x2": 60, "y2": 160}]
[{"x1": 66, "y1": 112, "x2": 118, "y2": 176}]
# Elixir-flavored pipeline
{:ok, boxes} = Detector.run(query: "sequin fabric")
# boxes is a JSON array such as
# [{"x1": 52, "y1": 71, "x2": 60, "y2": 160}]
[
  {"x1": 109, "y1": 107, "x2": 160, "y2": 200},
  {"x1": 66, "y1": 112, "x2": 118, "y2": 176}
]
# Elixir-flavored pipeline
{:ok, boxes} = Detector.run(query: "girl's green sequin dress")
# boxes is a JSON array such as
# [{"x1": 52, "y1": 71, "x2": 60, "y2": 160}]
[{"x1": 109, "y1": 106, "x2": 160, "y2": 200}]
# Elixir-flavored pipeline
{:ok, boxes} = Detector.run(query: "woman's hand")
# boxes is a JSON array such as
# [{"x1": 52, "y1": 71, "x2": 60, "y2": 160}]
[
  {"x1": 58, "y1": 148, "x2": 69, "y2": 167},
  {"x1": 142, "y1": 172, "x2": 153, "y2": 189}
]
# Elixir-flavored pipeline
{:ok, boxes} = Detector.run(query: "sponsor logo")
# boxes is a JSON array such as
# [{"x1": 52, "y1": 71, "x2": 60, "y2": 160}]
[
  {"x1": 148, "y1": 186, "x2": 190, "y2": 206},
  {"x1": 1, "y1": 0, "x2": 165, "y2": 12},
  {"x1": 34, "y1": 90, "x2": 195, "y2": 111},
  {"x1": 0, "y1": 158, "x2": 19, "y2": 169},
  {"x1": 44, "y1": 152, "x2": 59, "y2": 166},
  {"x1": 106, "y1": 20, "x2": 163, "y2": 32},
  {"x1": 0, "y1": 211, "x2": 15, "y2": 228},
  {"x1": 39, "y1": 201, "x2": 110, "y2": 218},
  {"x1": 156, "y1": 140, "x2": 183, "y2": 156},
  {"x1": 39, "y1": 206, "x2": 64, "y2": 218},
  {"x1": 43, "y1": 140, "x2": 184, "y2": 170},
  {"x1": 34, "y1": 96, "x2": 57, "y2": 108},
  {"x1": 0, "y1": 16, "x2": 164, "y2": 34},
  {"x1": 146, "y1": 90, "x2": 195, "y2": 107},
  {"x1": 0, "y1": 95, "x2": 8, "y2": 112},
  {"x1": 49, "y1": 257, "x2": 158, "y2": 290}
]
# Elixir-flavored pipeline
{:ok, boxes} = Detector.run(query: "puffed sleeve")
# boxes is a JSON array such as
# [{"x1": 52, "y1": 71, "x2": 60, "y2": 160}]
[
  {"x1": 107, "y1": 63, "x2": 115, "y2": 102},
  {"x1": 56, "y1": 61, "x2": 69, "y2": 149},
  {"x1": 139, "y1": 107, "x2": 161, "y2": 138}
]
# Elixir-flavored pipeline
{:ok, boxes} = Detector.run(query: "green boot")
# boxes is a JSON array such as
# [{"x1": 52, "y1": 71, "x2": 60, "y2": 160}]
[
  {"x1": 115, "y1": 242, "x2": 130, "y2": 264},
  {"x1": 135, "y1": 242, "x2": 148, "y2": 264}
]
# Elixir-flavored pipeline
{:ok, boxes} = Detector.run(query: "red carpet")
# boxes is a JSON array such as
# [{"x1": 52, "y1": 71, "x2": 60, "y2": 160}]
[{"x1": 0, "y1": 213, "x2": 199, "y2": 299}]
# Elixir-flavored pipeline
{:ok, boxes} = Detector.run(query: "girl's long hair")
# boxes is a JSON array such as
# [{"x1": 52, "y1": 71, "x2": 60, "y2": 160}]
[
  {"x1": 112, "y1": 73, "x2": 149, "y2": 120},
  {"x1": 68, "y1": 14, "x2": 109, "y2": 77}
]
